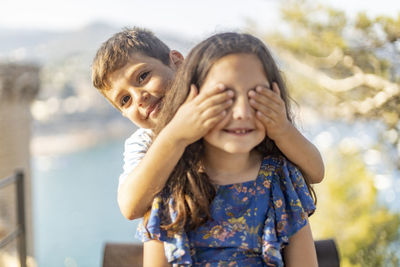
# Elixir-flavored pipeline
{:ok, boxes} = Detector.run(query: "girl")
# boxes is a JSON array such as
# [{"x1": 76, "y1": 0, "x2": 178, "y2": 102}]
[{"x1": 137, "y1": 32, "x2": 318, "y2": 266}]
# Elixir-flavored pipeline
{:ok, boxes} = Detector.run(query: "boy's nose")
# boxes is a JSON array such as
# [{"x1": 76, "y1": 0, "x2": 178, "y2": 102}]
[
  {"x1": 134, "y1": 91, "x2": 150, "y2": 107},
  {"x1": 232, "y1": 98, "x2": 252, "y2": 120}
]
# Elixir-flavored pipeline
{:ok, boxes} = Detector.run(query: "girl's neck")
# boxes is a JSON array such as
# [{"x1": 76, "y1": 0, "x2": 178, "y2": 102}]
[{"x1": 203, "y1": 146, "x2": 262, "y2": 185}]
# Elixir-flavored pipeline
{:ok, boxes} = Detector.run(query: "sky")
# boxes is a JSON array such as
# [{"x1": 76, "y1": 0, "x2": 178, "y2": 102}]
[{"x1": 1, "y1": 0, "x2": 399, "y2": 38}]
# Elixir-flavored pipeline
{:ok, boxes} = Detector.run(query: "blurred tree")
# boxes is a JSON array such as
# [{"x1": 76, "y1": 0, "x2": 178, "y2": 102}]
[
  {"x1": 252, "y1": 1, "x2": 400, "y2": 266},
  {"x1": 310, "y1": 149, "x2": 400, "y2": 266},
  {"x1": 263, "y1": 0, "x2": 400, "y2": 168}
]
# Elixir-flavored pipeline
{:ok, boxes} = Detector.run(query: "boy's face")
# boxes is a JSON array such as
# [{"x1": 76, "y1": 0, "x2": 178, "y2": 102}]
[{"x1": 104, "y1": 51, "x2": 183, "y2": 129}]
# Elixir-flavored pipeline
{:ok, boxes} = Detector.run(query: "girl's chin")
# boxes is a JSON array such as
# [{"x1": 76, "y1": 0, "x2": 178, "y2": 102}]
[{"x1": 217, "y1": 146, "x2": 253, "y2": 155}]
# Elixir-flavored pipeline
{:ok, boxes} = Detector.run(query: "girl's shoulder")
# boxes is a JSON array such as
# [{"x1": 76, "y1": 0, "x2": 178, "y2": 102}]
[
  {"x1": 259, "y1": 155, "x2": 301, "y2": 178},
  {"x1": 258, "y1": 155, "x2": 313, "y2": 207}
]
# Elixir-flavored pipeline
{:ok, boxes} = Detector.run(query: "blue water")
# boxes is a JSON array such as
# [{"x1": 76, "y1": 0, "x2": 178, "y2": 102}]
[
  {"x1": 32, "y1": 138, "x2": 140, "y2": 267},
  {"x1": 31, "y1": 121, "x2": 400, "y2": 267}
]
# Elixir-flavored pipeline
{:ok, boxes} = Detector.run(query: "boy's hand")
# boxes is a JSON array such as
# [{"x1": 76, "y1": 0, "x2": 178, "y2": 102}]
[
  {"x1": 248, "y1": 82, "x2": 291, "y2": 141},
  {"x1": 167, "y1": 83, "x2": 233, "y2": 146}
]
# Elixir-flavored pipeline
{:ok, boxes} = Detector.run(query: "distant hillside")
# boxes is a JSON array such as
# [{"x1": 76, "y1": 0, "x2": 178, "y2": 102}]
[
  {"x1": 0, "y1": 22, "x2": 193, "y2": 63},
  {"x1": 0, "y1": 22, "x2": 193, "y2": 140}
]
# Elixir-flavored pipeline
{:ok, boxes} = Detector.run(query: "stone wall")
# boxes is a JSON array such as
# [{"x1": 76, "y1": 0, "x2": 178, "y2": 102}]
[{"x1": 0, "y1": 63, "x2": 40, "y2": 258}]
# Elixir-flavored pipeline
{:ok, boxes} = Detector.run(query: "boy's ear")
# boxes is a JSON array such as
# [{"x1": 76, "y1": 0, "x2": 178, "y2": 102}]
[{"x1": 169, "y1": 50, "x2": 184, "y2": 69}]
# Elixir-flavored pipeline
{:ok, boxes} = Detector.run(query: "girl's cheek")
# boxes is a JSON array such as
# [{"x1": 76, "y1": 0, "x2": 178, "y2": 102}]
[{"x1": 255, "y1": 117, "x2": 266, "y2": 131}]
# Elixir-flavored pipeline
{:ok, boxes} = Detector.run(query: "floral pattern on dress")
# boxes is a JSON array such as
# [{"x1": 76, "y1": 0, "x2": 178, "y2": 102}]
[{"x1": 136, "y1": 156, "x2": 315, "y2": 267}]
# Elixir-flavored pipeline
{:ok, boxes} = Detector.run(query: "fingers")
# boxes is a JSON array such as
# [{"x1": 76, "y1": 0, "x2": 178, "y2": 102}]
[
  {"x1": 189, "y1": 84, "x2": 198, "y2": 99},
  {"x1": 250, "y1": 83, "x2": 282, "y2": 106},
  {"x1": 204, "y1": 109, "x2": 232, "y2": 129},
  {"x1": 198, "y1": 89, "x2": 234, "y2": 111},
  {"x1": 184, "y1": 84, "x2": 198, "y2": 104},
  {"x1": 272, "y1": 82, "x2": 281, "y2": 97},
  {"x1": 249, "y1": 97, "x2": 280, "y2": 119},
  {"x1": 194, "y1": 83, "x2": 226, "y2": 104},
  {"x1": 249, "y1": 83, "x2": 285, "y2": 115},
  {"x1": 255, "y1": 110, "x2": 273, "y2": 128},
  {"x1": 249, "y1": 95, "x2": 284, "y2": 117},
  {"x1": 201, "y1": 98, "x2": 233, "y2": 120},
  {"x1": 249, "y1": 92, "x2": 281, "y2": 113}
]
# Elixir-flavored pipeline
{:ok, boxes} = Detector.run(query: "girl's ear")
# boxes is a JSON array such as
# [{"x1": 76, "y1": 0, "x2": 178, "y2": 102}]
[{"x1": 169, "y1": 50, "x2": 184, "y2": 69}]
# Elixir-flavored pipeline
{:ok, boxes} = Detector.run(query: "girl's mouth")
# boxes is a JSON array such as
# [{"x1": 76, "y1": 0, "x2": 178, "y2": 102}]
[{"x1": 223, "y1": 128, "x2": 253, "y2": 135}]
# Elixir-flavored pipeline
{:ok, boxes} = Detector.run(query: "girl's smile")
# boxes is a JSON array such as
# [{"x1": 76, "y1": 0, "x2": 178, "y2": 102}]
[{"x1": 222, "y1": 128, "x2": 254, "y2": 135}]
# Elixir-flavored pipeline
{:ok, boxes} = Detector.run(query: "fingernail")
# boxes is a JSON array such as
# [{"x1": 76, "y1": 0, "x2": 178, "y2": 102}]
[
  {"x1": 217, "y1": 84, "x2": 225, "y2": 90},
  {"x1": 256, "y1": 86, "x2": 263, "y2": 92},
  {"x1": 227, "y1": 90, "x2": 234, "y2": 96},
  {"x1": 249, "y1": 90, "x2": 255, "y2": 97}
]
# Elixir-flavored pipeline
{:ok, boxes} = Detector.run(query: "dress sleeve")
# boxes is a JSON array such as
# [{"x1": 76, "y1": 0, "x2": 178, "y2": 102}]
[
  {"x1": 135, "y1": 196, "x2": 193, "y2": 266},
  {"x1": 262, "y1": 157, "x2": 316, "y2": 266}
]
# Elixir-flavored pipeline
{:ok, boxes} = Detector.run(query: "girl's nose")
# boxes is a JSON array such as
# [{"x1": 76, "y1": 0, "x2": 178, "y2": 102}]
[{"x1": 232, "y1": 97, "x2": 252, "y2": 120}]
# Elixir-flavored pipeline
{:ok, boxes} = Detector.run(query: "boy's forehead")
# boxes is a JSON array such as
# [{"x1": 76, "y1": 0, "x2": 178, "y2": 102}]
[
  {"x1": 109, "y1": 53, "x2": 168, "y2": 82},
  {"x1": 108, "y1": 53, "x2": 154, "y2": 85},
  {"x1": 127, "y1": 52, "x2": 164, "y2": 67}
]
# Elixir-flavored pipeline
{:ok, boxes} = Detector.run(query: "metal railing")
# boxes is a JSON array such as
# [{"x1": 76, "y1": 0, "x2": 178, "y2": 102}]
[{"x1": 0, "y1": 171, "x2": 27, "y2": 267}]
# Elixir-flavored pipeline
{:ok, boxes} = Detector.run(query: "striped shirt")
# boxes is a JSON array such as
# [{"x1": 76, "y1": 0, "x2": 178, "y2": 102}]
[{"x1": 118, "y1": 128, "x2": 153, "y2": 188}]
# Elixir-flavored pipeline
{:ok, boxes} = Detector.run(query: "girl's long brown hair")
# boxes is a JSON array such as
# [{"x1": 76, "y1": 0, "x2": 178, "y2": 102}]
[{"x1": 144, "y1": 32, "x2": 316, "y2": 233}]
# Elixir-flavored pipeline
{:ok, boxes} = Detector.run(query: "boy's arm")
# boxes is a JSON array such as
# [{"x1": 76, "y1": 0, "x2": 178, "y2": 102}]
[
  {"x1": 118, "y1": 84, "x2": 233, "y2": 220},
  {"x1": 249, "y1": 83, "x2": 324, "y2": 183},
  {"x1": 283, "y1": 220, "x2": 318, "y2": 267},
  {"x1": 118, "y1": 125, "x2": 186, "y2": 220}
]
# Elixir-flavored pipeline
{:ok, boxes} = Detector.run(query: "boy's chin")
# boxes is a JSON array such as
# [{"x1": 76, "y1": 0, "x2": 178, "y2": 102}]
[{"x1": 132, "y1": 118, "x2": 158, "y2": 130}]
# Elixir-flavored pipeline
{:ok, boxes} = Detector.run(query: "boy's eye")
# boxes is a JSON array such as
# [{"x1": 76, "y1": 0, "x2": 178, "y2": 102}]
[
  {"x1": 120, "y1": 95, "x2": 131, "y2": 107},
  {"x1": 138, "y1": 71, "x2": 150, "y2": 83}
]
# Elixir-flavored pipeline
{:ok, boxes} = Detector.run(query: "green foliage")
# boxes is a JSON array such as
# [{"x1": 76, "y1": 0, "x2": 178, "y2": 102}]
[
  {"x1": 264, "y1": 0, "x2": 400, "y2": 167},
  {"x1": 310, "y1": 151, "x2": 400, "y2": 267},
  {"x1": 279, "y1": 1, "x2": 347, "y2": 56},
  {"x1": 254, "y1": 1, "x2": 400, "y2": 265}
]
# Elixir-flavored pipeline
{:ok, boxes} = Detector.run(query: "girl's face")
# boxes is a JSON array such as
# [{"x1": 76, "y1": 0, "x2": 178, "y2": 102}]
[{"x1": 201, "y1": 53, "x2": 268, "y2": 154}]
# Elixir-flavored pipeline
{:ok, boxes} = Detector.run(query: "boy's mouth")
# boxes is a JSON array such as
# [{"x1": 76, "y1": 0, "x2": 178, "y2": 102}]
[{"x1": 145, "y1": 98, "x2": 163, "y2": 119}]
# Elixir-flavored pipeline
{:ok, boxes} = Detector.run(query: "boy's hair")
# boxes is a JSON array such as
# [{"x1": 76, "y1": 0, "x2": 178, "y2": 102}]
[
  {"x1": 91, "y1": 27, "x2": 171, "y2": 91},
  {"x1": 145, "y1": 32, "x2": 316, "y2": 234}
]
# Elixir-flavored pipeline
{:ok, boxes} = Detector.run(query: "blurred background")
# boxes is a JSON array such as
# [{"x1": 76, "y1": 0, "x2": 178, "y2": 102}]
[{"x1": 0, "y1": 0, "x2": 399, "y2": 266}]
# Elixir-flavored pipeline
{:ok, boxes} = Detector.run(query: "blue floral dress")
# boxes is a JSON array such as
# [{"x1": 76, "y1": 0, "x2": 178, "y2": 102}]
[{"x1": 136, "y1": 156, "x2": 315, "y2": 266}]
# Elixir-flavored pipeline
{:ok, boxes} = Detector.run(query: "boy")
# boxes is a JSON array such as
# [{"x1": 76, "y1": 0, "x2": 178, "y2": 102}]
[{"x1": 91, "y1": 27, "x2": 324, "y2": 221}]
